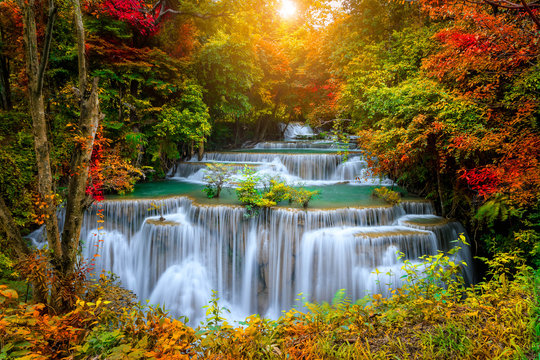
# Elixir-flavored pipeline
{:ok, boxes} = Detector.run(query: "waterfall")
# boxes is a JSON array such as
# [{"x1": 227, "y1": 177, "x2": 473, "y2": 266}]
[
  {"x1": 196, "y1": 152, "x2": 342, "y2": 180},
  {"x1": 397, "y1": 215, "x2": 475, "y2": 284},
  {"x1": 169, "y1": 152, "x2": 387, "y2": 183},
  {"x1": 27, "y1": 134, "x2": 474, "y2": 326},
  {"x1": 149, "y1": 261, "x2": 212, "y2": 324},
  {"x1": 46, "y1": 195, "x2": 472, "y2": 324},
  {"x1": 280, "y1": 122, "x2": 315, "y2": 140},
  {"x1": 254, "y1": 141, "x2": 353, "y2": 149},
  {"x1": 295, "y1": 226, "x2": 438, "y2": 303}
]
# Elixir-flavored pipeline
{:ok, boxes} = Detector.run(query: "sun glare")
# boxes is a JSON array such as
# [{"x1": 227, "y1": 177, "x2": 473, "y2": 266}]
[{"x1": 279, "y1": 0, "x2": 297, "y2": 19}]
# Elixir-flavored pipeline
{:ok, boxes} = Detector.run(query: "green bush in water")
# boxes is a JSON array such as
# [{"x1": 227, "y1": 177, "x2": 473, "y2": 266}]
[
  {"x1": 289, "y1": 188, "x2": 320, "y2": 209},
  {"x1": 236, "y1": 168, "x2": 320, "y2": 214},
  {"x1": 203, "y1": 163, "x2": 233, "y2": 198}
]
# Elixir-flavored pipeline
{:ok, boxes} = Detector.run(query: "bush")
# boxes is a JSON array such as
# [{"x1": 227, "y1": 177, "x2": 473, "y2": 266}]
[
  {"x1": 372, "y1": 186, "x2": 401, "y2": 205},
  {"x1": 236, "y1": 168, "x2": 320, "y2": 215},
  {"x1": 203, "y1": 163, "x2": 233, "y2": 198},
  {"x1": 0, "y1": 247, "x2": 537, "y2": 359},
  {"x1": 289, "y1": 188, "x2": 320, "y2": 209}
]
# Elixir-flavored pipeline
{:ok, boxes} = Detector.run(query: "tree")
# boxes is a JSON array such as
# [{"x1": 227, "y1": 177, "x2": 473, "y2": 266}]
[
  {"x1": 154, "y1": 82, "x2": 211, "y2": 162},
  {"x1": 0, "y1": 0, "x2": 101, "y2": 311},
  {"x1": 0, "y1": 0, "x2": 22, "y2": 110},
  {"x1": 202, "y1": 163, "x2": 232, "y2": 198}
]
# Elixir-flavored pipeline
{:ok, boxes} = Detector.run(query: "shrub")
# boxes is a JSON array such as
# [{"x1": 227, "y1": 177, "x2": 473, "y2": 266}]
[
  {"x1": 235, "y1": 167, "x2": 264, "y2": 205},
  {"x1": 372, "y1": 186, "x2": 401, "y2": 205},
  {"x1": 203, "y1": 163, "x2": 233, "y2": 198},
  {"x1": 236, "y1": 168, "x2": 320, "y2": 214},
  {"x1": 0, "y1": 247, "x2": 537, "y2": 359},
  {"x1": 289, "y1": 188, "x2": 320, "y2": 209}
]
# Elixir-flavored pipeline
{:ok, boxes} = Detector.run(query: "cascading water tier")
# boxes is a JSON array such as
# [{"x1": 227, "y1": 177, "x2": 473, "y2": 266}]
[{"x1": 31, "y1": 135, "x2": 473, "y2": 326}]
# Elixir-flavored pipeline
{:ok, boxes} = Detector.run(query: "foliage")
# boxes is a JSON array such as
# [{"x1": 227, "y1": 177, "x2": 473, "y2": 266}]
[
  {"x1": 0, "y1": 248, "x2": 537, "y2": 359},
  {"x1": 289, "y1": 188, "x2": 320, "y2": 209},
  {"x1": 100, "y1": 152, "x2": 145, "y2": 195},
  {"x1": 372, "y1": 187, "x2": 401, "y2": 206},
  {"x1": 330, "y1": 0, "x2": 540, "y2": 264},
  {"x1": 235, "y1": 167, "x2": 320, "y2": 214},
  {"x1": 202, "y1": 163, "x2": 233, "y2": 198},
  {"x1": 235, "y1": 167, "x2": 265, "y2": 215},
  {"x1": 0, "y1": 251, "x2": 15, "y2": 278}
]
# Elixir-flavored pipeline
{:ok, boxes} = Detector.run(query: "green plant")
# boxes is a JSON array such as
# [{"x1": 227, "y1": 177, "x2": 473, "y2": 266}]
[
  {"x1": 289, "y1": 188, "x2": 320, "y2": 209},
  {"x1": 532, "y1": 269, "x2": 540, "y2": 356},
  {"x1": 421, "y1": 323, "x2": 472, "y2": 358},
  {"x1": 264, "y1": 179, "x2": 293, "y2": 203},
  {"x1": 76, "y1": 329, "x2": 124, "y2": 358},
  {"x1": 399, "y1": 238, "x2": 468, "y2": 301},
  {"x1": 202, "y1": 290, "x2": 231, "y2": 331},
  {"x1": 202, "y1": 163, "x2": 232, "y2": 198},
  {"x1": 235, "y1": 167, "x2": 266, "y2": 217},
  {"x1": 372, "y1": 187, "x2": 401, "y2": 205}
]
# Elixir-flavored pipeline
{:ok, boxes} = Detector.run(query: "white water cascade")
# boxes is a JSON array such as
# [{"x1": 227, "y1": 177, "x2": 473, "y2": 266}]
[
  {"x1": 67, "y1": 195, "x2": 471, "y2": 325},
  {"x1": 169, "y1": 152, "x2": 392, "y2": 185},
  {"x1": 254, "y1": 140, "x2": 351, "y2": 149},
  {"x1": 30, "y1": 138, "x2": 474, "y2": 326},
  {"x1": 280, "y1": 122, "x2": 315, "y2": 140}
]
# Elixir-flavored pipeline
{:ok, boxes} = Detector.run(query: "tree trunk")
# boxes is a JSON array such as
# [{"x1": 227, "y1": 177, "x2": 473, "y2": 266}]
[
  {"x1": 197, "y1": 139, "x2": 204, "y2": 161},
  {"x1": 15, "y1": 0, "x2": 101, "y2": 311},
  {"x1": 258, "y1": 105, "x2": 278, "y2": 142},
  {"x1": 60, "y1": 79, "x2": 100, "y2": 276},
  {"x1": 234, "y1": 117, "x2": 240, "y2": 146},
  {"x1": 258, "y1": 116, "x2": 270, "y2": 142},
  {"x1": 129, "y1": 79, "x2": 137, "y2": 123},
  {"x1": 19, "y1": 0, "x2": 62, "y2": 263},
  {"x1": 117, "y1": 81, "x2": 123, "y2": 123},
  {"x1": 280, "y1": 121, "x2": 290, "y2": 139},
  {"x1": 254, "y1": 115, "x2": 262, "y2": 141},
  {"x1": 434, "y1": 148, "x2": 446, "y2": 217},
  {"x1": 0, "y1": 53, "x2": 11, "y2": 110},
  {"x1": 55, "y1": 0, "x2": 101, "y2": 311},
  {"x1": 0, "y1": 198, "x2": 29, "y2": 259},
  {"x1": 436, "y1": 166, "x2": 445, "y2": 217}
]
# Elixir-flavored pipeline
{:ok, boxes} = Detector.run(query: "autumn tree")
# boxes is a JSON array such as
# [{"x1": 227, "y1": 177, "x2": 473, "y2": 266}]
[{"x1": 0, "y1": 0, "x2": 101, "y2": 310}]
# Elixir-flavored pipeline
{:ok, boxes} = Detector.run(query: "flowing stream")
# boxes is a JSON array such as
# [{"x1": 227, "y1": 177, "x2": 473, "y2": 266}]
[{"x1": 31, "y1": 125, "x2": 474, "y2": 325}]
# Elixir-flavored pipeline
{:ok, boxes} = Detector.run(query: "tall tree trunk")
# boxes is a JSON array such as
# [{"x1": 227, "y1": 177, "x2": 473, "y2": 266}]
[
  {"x1": 234, "y1": 116, "x2": 240, "y2": 146},
  {"x1": 60, "y1": 80, "x2": 100, "y2": 275},
  {"x1": 19, "y1": 0, "x2": 62, "y2": 264},
  {"x1": 258, "y1": 105, "x2": 279, "y2": 142},
  {"x1": 15, "y1": 0, "x2": 101, "y2": 311},
  {"x1": 0, "y1": 198, "x2": 29, "y2": 259},
  {"x1": 0, "y1": 25, "x2": 12, "y2": 110},
  {"x1": 0, "y1": 53, "x2": 11, "y2": 110},
  {"x1": 258, "y1": 116, "x2": 270, "y2": 142},
  {"x1": 254, "y1": 115, "x2": 262, "y2": 141},
  {"x1": 58, "y1": 0, "x2": 101, "y2": 306},
  {"x1": 129, "y1": 79, "x2": 137, "y2": 123},
  {"x1": 436, "y1": 165, "x2": 446, "y2": 217},
  {"x1": 197, "y1": 139, "x2": 204, "y2": 161}
]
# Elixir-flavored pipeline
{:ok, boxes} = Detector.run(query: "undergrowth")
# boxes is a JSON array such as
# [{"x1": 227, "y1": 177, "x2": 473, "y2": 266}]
[{"x1": 0, "y1": 251, "x2": 538, "y2": 359}]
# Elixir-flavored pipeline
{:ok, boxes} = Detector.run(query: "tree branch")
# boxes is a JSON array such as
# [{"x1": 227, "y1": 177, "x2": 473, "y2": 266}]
[
  {"x1": 36, "y1": 0, "x2": 57, "y2": 95},
  {"x1": 147, "y1": 0, "x2": 228, "y2": 26},
  {"x1": 519, "y1": 0, "x2": 540, "y2": 29},
  {"x1": 73, "y1": 0, "x2": 87, "y2": 92},
  {"x1": 482, "y1": 0, "x2": 539, "y2": 9}
]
